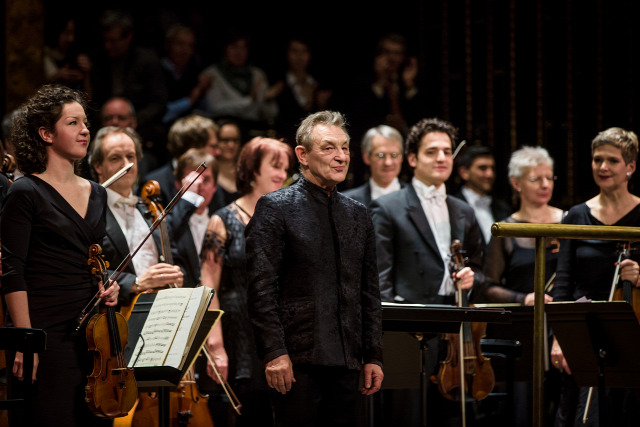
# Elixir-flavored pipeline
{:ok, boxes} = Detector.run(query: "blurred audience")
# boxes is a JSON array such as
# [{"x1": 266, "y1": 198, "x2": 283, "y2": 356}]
[
  {"x1": 43, "y1": 14, "x2": 92, "y2": 94},
  {"x1": 197, "y1": 32, "x2": 278, "y2": 138},
  {"x1": 270, "y1": 37, "x2": 332, "y2": 145},
  {"x1": 161, "y1": 24, "x2": 211, "y2": 126},
  {"x1": 91, "y1": 9, "x2": 168, "y2": 167}
]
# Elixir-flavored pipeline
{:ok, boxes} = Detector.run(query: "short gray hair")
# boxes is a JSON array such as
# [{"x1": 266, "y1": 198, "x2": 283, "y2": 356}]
[
  {"x1": 361, "y1": 125, "x2": 403, "y2": 156},
  {"x1": 88, "y1": 126, "x2": 143, "y2": 181},
  {"x1": 508, "y1": 146, "x2": 554, "y2": 179},
  {"x1": 296, "y1": 110, "x2": 350, "y2": 152}
]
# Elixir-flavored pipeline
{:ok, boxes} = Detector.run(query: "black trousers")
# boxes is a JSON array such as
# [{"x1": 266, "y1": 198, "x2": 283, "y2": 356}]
[{"x1": 270, "y1": 365, "x2": 362, "y2": 427}]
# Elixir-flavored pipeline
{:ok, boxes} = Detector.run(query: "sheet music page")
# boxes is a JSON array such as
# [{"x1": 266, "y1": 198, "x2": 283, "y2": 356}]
[
  {"x1": 164, "y1": 286, "x2": 212, "y2": 369},
  {"x1": 128, "y1": 288, "x2": 194, "y2": 367}
]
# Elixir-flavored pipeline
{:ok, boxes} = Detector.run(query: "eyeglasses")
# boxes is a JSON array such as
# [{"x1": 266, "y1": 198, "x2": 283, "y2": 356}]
[
  {"x1": 373, "y1": 152, "x2": 401, "y2": 160},
  {"x1": 527, "y1": 176, "x2": 557, "y2": 184}
]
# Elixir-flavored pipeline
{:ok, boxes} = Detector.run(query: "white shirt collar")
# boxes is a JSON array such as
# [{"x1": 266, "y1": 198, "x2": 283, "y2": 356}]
[{"x1": 369, "y1": 177, "x2": 401, "y2": 201}]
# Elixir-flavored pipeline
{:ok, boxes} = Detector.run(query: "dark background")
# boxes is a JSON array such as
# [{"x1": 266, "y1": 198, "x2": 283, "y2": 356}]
[{"x1": 3, "y1": 0, "x2": 640, "y2": 208}]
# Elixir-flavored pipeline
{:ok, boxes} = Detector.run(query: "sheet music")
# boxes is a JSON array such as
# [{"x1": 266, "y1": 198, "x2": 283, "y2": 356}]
[
  {"x1": 164, "y1": 286, "x2": 211, "y2": 369},
  {"x1": 129, "y1": 288, "x2": 194, "y2": 367}
]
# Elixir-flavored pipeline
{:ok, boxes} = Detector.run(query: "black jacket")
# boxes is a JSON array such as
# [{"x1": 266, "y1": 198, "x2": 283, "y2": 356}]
[
  {"x1": 245, "y1": 175, "x2": 383, "y2": 370},
  {"x1": 370, "y1": 184, "x2": 484, "y2": 304}
]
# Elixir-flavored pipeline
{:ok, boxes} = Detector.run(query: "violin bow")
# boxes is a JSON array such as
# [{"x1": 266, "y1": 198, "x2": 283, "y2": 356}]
[
  {"x1": 202, "y1": 347, "x2": 242, "y2": 415},
  {"x1": 73, "y1": 162, "x2": 208, "y2": 334},
  {"x1": 101, "y1": 162, "x2": 134, "y2": 188}
]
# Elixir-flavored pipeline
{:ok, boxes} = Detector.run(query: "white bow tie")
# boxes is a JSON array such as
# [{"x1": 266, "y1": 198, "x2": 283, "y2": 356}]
[
  {"x1": 426, "y1": 191, "x2": 447, "y2": 206},
  {"x1": 116, "y1": 195, "x2": 139, "y2": 207}
]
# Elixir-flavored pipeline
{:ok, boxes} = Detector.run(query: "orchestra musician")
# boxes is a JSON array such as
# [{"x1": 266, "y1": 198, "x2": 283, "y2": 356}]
[
  {"x1": 1, "y1": 84, "x2": 119, "y2": 426},
  {"x1": 481, "y1": 146, "x2": 563, "y2": 425},
  {"x1": 87, "y1": 126, "x2": 184, "y2": 310},
  {"x1": 369, "y1": 117, "x2": 483, "y2": 425},
  {"x1": 551, "y1": 127, "x2": 640, "y2": 426},
  {"x1": 167, "y1": 147, "x2": 218, "y2": 289}
]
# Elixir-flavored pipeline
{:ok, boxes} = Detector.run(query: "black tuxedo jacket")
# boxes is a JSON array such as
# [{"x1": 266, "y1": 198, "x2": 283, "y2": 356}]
[
  {"x1": 454, "y1": 189, "x2": 512, "y2": 246},
  {"x1": 342, "y1": 180, "x2": 407, "y2": 207},
  {"x1": 101, "y1": 200, "x2": 176, "y2": 307},
  {"x1": 370, "y1": 184, "x2": 484, "y2": 304},
  {"x1": 167, "y1": 199, "x2": 201, "y2": 288}
]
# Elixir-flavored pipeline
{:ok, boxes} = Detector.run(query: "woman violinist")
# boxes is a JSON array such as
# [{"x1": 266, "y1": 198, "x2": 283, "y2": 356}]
[
  {"x1": 1, "y1": 84, "x2": 119, "y2": 427},
  {"x1": 552, "y1": 127, "x2": 640, "y2": 426}
]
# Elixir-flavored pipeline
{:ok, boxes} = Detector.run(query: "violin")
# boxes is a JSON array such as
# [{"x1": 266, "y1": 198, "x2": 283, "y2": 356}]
[
  {"x1": 120, "y1": 180, "x2": 178, "y2": 320},
  {"x1": 433, "y1": 240, "x2": 494, "y2": 425},
  {"x1": 583, "y1": 241, "x2": 640, "y2": 422},
  {"x1": 610, "y1": 242, "x2": 640, "y2": 322},
  {"x1": 85, "y1": 244, "x2": 138, "y2": 418}
]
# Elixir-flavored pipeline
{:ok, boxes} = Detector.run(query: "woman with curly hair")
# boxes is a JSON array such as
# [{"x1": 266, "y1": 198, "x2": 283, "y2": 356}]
[{"x1": 1, "y1": 84, "x2": 119, "y2": 427}]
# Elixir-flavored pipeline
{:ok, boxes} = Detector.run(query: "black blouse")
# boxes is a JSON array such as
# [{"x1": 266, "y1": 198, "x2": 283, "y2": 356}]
[{"x1": 1, "y1": 175, "x2": 107, "y2": 333}]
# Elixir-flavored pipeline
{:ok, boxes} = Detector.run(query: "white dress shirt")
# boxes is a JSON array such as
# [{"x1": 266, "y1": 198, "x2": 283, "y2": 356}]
[
  {"x1": 106, "y1": 188, "x2": 159, "y2": 276},
  {"x1": 189, "y1": 208, "x2": 210, "y2": 256},
  {"x1": 370, "y1": 177, "x2": 401, "y2": 201},
  {"x1": 413, "y1": 178, "x2": 454, "y2": 296},
  {"x1": 461, "y1": 186, "x2": 494, "y2": 244}
]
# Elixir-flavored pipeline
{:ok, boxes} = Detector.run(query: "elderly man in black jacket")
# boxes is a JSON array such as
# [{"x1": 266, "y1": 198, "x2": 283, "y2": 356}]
[{"x1": 245, "y1": 110, "x2": 384, "y2": 427}]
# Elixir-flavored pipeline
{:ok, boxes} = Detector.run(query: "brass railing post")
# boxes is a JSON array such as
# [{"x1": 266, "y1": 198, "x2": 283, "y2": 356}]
[
  {"x1": 490, "y1": 222, "x2": 640, "y2": 427},
  {"x1": 533, "y1": 236, "x2": 546, "y2": 427}
]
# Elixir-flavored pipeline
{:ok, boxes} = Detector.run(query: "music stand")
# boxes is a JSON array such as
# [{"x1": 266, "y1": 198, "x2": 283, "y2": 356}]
[
  {"x1": 380, "y1": 303, "x2": 512, "y2": 427},
  {"x1": 125, "y1": 292, "x2": 221, "y2": 427},
  {"x1": 545, "y1": 301, "x2": 640, "y2": 425}
]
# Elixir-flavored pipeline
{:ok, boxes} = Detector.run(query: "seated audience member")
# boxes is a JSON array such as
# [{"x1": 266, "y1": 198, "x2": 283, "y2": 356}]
[
  {"x1": 343, "y1": 124, "x2": 406, "y2": 206},
  {"x1": 43, "y1": 14, "x2": 92, "y2": 94},
  {"x1": 161, "y1": 24, "x2": 211, "y2": 126},
  {"x1": 91, "y1": 9, "x2": 168, "y2": 166},
  {"x1": 197, "y1": 32, "x2": 278, "y2": 137},
  {"x1": 455, "y1": 145, "x2": 512, "y2": 247},
  {"x1": 88, "y1": 126, "x2": 184, "y2": 313},
  {"x1": 143, "y1": 114, "x2": 220, "y2": 207},
  {"x1": 270, "y1": 37, "x2": 333, "y2": 146}
]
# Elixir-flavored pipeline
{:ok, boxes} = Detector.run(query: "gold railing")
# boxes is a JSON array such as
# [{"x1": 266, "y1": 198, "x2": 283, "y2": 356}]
[{"x1": 490, "y1": 222, "x2": 640, "y2": 427}]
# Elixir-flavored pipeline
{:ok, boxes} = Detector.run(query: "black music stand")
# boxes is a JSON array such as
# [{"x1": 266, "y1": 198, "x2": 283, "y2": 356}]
[
  {"x1": 125, "y1": 292, "x2": 221, "y2": 427},
  {"x1": 380, "y1": 303, "x2": 512, "y2": 427},
  {"x1": 546, "y1": 301, "x2": 640, "y2": 425},
  {"x1": 0, "y1": 327, "x2": 47, "y2": 411}
]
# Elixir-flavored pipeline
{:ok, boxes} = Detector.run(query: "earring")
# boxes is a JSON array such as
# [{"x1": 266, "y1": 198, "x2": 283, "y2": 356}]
[
  {"x1": 627, "y1": 172, "x2": 632, "y2": 181},
  {"x1": 250, "y1": 180, "x2": 255, "y2": 187}
]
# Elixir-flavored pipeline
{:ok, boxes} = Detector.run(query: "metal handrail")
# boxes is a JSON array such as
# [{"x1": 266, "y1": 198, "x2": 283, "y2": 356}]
[{"x1": 490, "y1": 222, "x2": 640, "y2": 427}]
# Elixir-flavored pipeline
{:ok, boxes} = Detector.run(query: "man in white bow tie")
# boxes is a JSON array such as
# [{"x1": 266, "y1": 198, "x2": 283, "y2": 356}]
[
  {"x1": 89, "y1": 126, "x2": 184, "y2": 310},
  {"x1": 455, "y1": 145, "x2": 512, "y2": 247},
  {"x1": 369, "y1": 118, "x2": 485, "y2": 425}
]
